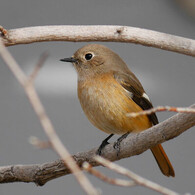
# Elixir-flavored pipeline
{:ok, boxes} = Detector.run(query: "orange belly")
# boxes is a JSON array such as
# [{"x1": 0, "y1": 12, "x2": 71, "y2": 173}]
[{"x1": 78, "y1": 74, "x2": 152, "y2": 134}]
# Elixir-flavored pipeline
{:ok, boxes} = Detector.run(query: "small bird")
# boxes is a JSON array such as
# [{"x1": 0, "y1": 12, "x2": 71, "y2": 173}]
[{"x1": 60, "y1": 44, "x2": 175, "y2": 177}]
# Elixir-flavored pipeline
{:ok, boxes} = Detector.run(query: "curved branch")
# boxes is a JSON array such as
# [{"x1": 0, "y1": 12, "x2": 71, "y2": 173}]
[
  {"x1": 0, "y1": 104, "x2": 194, "y2": 186},
  {"x1": 0, "y1": 39, "x2": 98, "y2": 195},
  {"x1": 1, "y1": 25, "x2": 195, "y2": 57}
]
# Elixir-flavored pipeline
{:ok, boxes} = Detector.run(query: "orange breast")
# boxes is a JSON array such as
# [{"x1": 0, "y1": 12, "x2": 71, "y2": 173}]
[{"x1": 78, "y1": 73, "x2": 152, "y2": 134}]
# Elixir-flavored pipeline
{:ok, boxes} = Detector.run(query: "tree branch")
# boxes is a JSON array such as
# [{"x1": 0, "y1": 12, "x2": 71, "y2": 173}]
[
  {"x1": 1, "y1": 25, "x2": 195, "y2": 57},
  {"x1": 127, "y1": 106, "x2": 195, "y2": 118},
  {"x1": 0, "y1": 104, "x2": 194, "y2": 185},
  {"x1": 0, "y1": 25, "x2": 194, "y2": 191},
  {"x1": 83, "y1": 161, "x2": 136, "y2": 187},
  {"x1": 93, "y1": 156, "x2": 179, "y2": 195},
  {"x1": 0, "y1": 39, "x2": 99, "y2": 195}
]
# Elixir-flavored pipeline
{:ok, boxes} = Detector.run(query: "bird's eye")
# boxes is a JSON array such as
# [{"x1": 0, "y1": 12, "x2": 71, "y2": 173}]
[{"x1": 85, "y1": 53, "x2": 93, "y2": 61}]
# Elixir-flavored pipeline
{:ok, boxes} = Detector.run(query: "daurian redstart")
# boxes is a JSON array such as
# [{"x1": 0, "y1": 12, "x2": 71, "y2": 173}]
[{"x1": 60, "y1": 44, "x2": 175, "y2": 177}]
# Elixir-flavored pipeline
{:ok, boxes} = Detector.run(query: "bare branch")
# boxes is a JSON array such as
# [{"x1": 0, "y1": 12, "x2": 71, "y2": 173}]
[
  {"x1": 0, "y1": 104, "x2": 194, "y2": 185},
  {"x1": 0, "y1": 25, "x2": 8, "y2": 38},
  {"x1": 127, "y1": 106, "x2": 195, "y2": 118},
  {"x1": 28, "y1": 52, "x2": 49, "y2": 83},
  {"x1": 29, "y1": 136, "x2": 52, "y2": 149},
  {"x1": 0, "y1": 25, "x2": 195, "y2": 192},
  {"x1": 83, "y1": 162, "x2": 136, "y2": 187},
  {"x1": 1, "y1": 25, "x2": 195, "y2": 57},
  {"x1": 94, "y1": 156, "x2": 179, "y2": 195},
  {"x1": 0, "y1": 39, "x2": 99, "y2": 195}
]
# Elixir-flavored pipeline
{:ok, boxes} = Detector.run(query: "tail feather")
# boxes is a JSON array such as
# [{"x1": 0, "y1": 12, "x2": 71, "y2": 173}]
[{"x1": 151, "y1": 144, "x2": 175, "y2": 177}]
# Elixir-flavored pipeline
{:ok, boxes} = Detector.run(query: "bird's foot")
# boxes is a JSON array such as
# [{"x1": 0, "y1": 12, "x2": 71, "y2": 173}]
[
  {"x1": 96, "y1": 134, "x2": 114, "y2": 155},
  {"x1": 113, "y1": 132, "x2": 129, "y2": 156}
]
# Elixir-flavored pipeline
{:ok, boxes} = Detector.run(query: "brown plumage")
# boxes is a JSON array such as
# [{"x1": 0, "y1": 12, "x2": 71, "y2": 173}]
[{"x1": 60, "y1": 44, "x2": 175, "y2": 177}]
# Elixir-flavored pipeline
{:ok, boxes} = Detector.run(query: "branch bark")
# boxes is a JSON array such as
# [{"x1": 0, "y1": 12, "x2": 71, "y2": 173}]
[
  {"x1": 0, "y1": 104, "x2": 194, "y2": 186},
  {"x1": 1, "y1": 25, "x2": 195, "y2": 57},
  {"x1": 93, "y1": 156, "x2": 179, "y2": 195},
  {"x1": 0, "y1": 39, "x2": 99, "y2": 195},
  {"x1": 0, "y1": 25, "x2": 194, "y2": 191}
]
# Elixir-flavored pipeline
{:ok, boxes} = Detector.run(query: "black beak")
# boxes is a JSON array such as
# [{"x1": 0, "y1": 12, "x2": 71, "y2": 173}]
[{"x1": 60, "y1": 57, "x2": 77, "y2": 63}]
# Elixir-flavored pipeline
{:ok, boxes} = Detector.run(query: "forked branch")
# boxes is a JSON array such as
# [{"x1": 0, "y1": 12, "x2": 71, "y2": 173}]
[
  {"x1": 0, "y1": 39, "x2": 99, "y2": 195},
  {"x1": 0, "y1": 104, "x2": 194, "y2": 185}
]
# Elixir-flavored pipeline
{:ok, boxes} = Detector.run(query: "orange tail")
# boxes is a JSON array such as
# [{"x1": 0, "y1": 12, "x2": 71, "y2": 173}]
[{"x1": 150, "y1": 144, "x2": 175, "y2": 177}]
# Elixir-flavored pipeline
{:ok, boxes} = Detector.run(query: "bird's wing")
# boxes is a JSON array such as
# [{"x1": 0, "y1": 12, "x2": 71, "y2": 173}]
[{"x1": 113, "y1": 71, "x2": 159, "y2": 125}]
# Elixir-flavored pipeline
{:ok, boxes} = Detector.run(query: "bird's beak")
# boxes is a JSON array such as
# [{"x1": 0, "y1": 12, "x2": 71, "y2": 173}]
[{"x1": 60, "y1": 57, "x2": 77, "y2": 63}]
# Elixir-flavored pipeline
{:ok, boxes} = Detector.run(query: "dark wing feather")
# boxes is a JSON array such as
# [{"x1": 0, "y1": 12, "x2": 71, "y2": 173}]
[{"x1": 113, "y1": 71, "x2": 159, "y2": 125}]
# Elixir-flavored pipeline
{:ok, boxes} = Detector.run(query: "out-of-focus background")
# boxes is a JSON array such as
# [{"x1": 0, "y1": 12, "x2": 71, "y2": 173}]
[{"x1": 0, "y1": 0, "x2": 195, "y2": 194}]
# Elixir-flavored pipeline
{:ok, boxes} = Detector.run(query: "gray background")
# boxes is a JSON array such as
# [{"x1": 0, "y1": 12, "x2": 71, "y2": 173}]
[{"x1": 0, "y1": 0, "x2": 195, "y2": 195}]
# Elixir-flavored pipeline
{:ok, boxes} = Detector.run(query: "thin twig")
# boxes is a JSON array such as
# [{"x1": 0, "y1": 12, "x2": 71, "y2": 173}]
[
  {"x1": 127, "y1": 106, "x2": 195, "y2": 118},
  {"x1": 28, "y1": 51, "x2": 49, "y2": 83},
  {"x1": 0, "y1": 38, "x2": 99, "y2": 195},
  {"x1": 83, "y1": 162, "x2": 136, "y2": 187},
  {"x1": 1, "y1": 25, "x2": 195, "y2": 57},
  {"x1": 0, "y1": 104, "x2": 194, "y2": 185},
  {"x1": 0, "y1": 25, "x2": 8, "y2": 38},
  {"x1": 29, "y1": 136, "x2": 52, "y2": 149},
  {"x1": 95, "y1": 156, "x2": 179, "y2": 195}
]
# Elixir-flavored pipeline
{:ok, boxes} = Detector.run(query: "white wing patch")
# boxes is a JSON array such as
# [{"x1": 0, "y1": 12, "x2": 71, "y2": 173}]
[
  {"x1": 123, "y1": 88, "x2": 134, "y2": 99},
  {"x1": 142, "y1": 93, "x2": 151, "y2": 102}
]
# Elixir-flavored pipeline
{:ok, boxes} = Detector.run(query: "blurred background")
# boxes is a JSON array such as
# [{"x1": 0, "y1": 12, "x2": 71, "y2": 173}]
[{"x1": 0, "y1": 0, "x2": 195, "y2": 194}]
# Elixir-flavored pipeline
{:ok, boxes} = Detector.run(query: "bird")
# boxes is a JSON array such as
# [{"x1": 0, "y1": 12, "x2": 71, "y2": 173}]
[{"x1": 60, "y1": 44, "x2": 175, "y2": 177}]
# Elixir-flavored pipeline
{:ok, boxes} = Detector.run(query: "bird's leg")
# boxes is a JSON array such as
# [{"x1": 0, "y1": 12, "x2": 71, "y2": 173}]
[
  {"x1": 96, "y1": 134, "x2": 114, "y2": 155},
  {"x1": 113, "y1": 132, "x2": 130, "y2": 156}
]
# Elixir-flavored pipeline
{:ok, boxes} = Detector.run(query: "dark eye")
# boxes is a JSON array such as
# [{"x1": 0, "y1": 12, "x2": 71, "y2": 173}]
[{"x1": 85, "y1": 53, "x2": 93, "y2": 60}]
